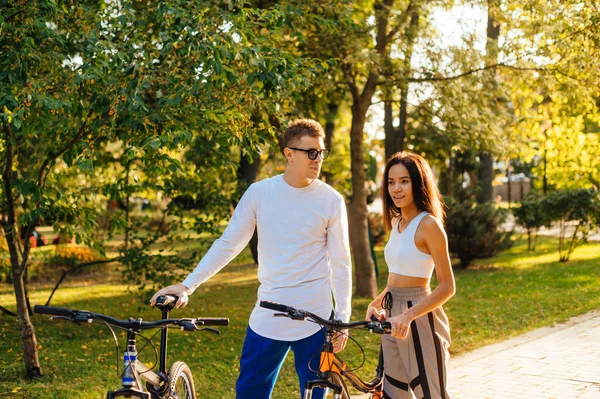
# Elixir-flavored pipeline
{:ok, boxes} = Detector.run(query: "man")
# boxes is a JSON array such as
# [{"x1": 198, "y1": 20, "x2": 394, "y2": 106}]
[{"x1": 151, "y1": 119, "x2": 352, "y2": 398}]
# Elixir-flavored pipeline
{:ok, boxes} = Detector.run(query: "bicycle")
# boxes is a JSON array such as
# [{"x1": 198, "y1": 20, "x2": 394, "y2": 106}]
[
  {"x1": 33, "y1": 295, "x2": 229, "y2": 399},
  {"x1": 260, "y1": 301, "x2": 391, "y2": 399}
]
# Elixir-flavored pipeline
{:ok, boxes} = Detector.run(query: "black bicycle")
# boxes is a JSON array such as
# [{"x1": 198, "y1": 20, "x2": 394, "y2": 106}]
[
  {"x1": 34, "y1": 295, "x2": 229, "y2": 399},
  {"x1": 260, "y1": 301, "x2": 391, "y2": 399}
]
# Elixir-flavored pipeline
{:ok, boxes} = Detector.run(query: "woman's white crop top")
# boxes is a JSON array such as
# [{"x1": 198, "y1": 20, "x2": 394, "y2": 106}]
[{"x1": 384, "y1": 211, "x2": 435, "y2": 279}]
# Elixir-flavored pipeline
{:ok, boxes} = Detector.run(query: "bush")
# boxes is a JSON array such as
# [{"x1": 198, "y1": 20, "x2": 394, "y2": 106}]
[
  {"x1": 512, "y1": 191, "x2": 552, "y2": 251},
  {"x1": 368, "y1": 212, "x2": 386, "y2": 247},
  {"x1": 27, "y1": 245, "x2": 106, "y2": 282},
  {"x1": 0, "y1": 254, "x2": 9, "y2": 283},
  {"x1": 445, "y1": 198, "x2": 513, "y2": 268},
  {"x1": 541, "y1": 188, "x2": 600, "y2": 262}
]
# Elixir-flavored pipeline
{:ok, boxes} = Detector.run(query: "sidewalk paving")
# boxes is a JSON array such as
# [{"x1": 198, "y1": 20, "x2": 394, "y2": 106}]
[{"x1": 351, "y1": 309, "x2": 600, "y2": 398}]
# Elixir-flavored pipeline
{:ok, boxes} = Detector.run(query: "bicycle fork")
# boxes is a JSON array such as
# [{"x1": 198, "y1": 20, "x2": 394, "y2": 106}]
[
  {"x1": 122, "y1": 335, "x2": 138, "y2": 388},
  {"x1": 304, "y1": 338, "x2": 344, "y2": 399},
  {"x1": 107, "y1": 331, "x2": 152, "y2": 399}
]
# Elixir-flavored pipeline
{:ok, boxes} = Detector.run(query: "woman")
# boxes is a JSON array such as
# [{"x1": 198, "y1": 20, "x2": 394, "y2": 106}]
[{"x1": 366, "y1": 151, "x2": 455, "y2": 399}]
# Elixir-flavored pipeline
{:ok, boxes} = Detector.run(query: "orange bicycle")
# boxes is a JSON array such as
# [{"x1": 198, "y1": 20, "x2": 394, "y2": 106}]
[{"x1": 260, "y1": 301, "x2": 391, "y2": 399}]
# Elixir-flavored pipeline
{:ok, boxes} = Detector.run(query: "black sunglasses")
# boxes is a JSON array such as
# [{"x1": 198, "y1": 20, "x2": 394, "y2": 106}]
[{"x1": 288, "y1": 147, "x2": 330, "y2": 160}]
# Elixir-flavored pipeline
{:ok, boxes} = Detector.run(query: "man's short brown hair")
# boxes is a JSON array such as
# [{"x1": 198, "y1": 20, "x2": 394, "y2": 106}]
[{"x1": 282, "y1": 119, "x2": 325, "y2": 148}]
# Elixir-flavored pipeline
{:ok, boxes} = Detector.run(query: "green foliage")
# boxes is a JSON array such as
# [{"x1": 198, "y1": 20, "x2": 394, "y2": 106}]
[
  {"x1": 445, "y1": 197, "x2": 513, "y2": 268},
  {"x1": 0, "y1": 0, "x2": 333, "y2": 376},
  {"x1": 512, "y1": 191, "x2": 552, "y2": 251},
  {"x1": 540, "y1": 188, "x2": 600, "y2": 262},
  {"x1": 0, "y1": 0, "x2": 326, "y2": 283}
]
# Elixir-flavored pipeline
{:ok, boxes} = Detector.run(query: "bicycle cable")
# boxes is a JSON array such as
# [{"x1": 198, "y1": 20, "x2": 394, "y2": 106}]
[
  {"x1": 90, "y1": 318, "x2": 169, "y2": 378},
  {"x1": 133, "y1": 327, "x2": 165, "y2": 376},
  {"x1": 92, "y1": 318, "x2": 123, "y2": 377},
  {"x1": 306, "y1": 319, "x2": 369, "y2": 374}
]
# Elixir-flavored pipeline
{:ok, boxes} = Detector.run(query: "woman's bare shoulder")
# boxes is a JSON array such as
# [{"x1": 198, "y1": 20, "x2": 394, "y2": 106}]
[{"x1": 421, "y1": 214, "x2": 445, "y2": 233}]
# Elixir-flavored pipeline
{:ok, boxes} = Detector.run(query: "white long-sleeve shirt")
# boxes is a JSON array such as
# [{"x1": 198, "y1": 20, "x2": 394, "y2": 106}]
[{"x1": 181, "y1": 174, "x2": 352, "y2": 340}]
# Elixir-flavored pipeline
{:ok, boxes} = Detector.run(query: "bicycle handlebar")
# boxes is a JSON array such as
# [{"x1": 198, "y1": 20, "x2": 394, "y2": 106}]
[
  {"x1": 34, "y1": 305, "x2": 76, "y2": 318},
  {"x1": 33, "y1": 305, "x2": 229, "y2": 331},
  {"x1": 259, "y1": 301, "x2": 391, "y2": 334}
]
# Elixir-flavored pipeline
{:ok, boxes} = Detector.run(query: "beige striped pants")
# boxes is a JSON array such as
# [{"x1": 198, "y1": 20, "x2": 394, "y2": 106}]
[{"x1": 381, "y1": 286, "x2": 451, "y2": 399}]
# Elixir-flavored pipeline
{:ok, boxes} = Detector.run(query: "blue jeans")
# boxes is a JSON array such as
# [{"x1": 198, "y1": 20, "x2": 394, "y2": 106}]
[{"x1": 235, "y1": 326, "x2": 326, "y2": 399}]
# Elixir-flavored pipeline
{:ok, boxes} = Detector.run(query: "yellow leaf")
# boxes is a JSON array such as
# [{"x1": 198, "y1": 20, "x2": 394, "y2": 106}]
[
  {"x1": 3, "y1": 106, "x2": 12, "y2": 123},
  {"x1": 11, "y1": 387, "x2": 21, "y2": 393}
]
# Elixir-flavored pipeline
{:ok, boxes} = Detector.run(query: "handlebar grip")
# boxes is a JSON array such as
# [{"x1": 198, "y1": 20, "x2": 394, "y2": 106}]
[
  {"x1": 33, "y1": 305, "x2": 74, "y2": 318},
  {"x1": 196, "y1": 318, "x2": 229, "y2": 326},
  {"x1": 155, "y1": 295, "x2": 178, "y2": 306},
  {"x1": 260, "y1": 301, "x2": 291, "y2": 313}
]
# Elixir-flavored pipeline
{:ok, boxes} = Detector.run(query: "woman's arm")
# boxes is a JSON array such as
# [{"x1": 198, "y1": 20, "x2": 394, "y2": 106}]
[{"x1": 389, "y1": 215, "x2": 455, "y2": 339}]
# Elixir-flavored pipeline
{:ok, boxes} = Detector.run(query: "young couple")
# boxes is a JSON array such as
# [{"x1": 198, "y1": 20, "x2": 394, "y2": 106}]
[{"x1": 151, "y1": 119, "x2": 455, "y2": 399}]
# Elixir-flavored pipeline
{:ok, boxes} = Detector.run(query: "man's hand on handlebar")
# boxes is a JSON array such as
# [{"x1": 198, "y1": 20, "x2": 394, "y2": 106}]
[
  {"x1": 332, "y1": 329, "x2": 348, "y2": 353},
  {"x1": 150, "y1": 284, "x2": 191, "y2": 308}
]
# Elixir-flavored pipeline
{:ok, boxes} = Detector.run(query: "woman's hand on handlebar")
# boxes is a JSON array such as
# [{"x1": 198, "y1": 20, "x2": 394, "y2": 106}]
[
  {"x1": 150, "y1": 284, "x2": 191, "y2": 308},
  {"x1": 365, "y1": 305, "x2": 385, "y2": 322}
]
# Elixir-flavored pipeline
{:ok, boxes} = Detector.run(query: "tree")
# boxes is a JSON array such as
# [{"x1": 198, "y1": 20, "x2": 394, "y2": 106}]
[
  {"x1": 337, "y1": 0, "x2": 399, "y2": 297},
  {"x1": 541, "y1": 189, "x2": 600, "y2": 262},
  {"x1": 1, "y1": 0, "x2": 322, "y2": 377}
]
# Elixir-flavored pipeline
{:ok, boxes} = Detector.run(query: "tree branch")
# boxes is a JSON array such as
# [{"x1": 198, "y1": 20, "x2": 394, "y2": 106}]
[
  {"x1": 44, "y1": 258, "x2": 118, "y2": 306},
  {"x1": 0, "y1": 305, "x2": 16, "y2": 317},
  {"x1": 341, "y1": 62, "x2": 359, "y2": 100},
  {"x1": 405, "y1": 63, "x2": 550, "y2": 83},
  {"x1": 37, "y1": 109, "x2": 94, "y2": 189},
  {"x1": 386, "y1": 0, "x2": 416, "y2": 41},
  {"x1": 1, "y1": 122, "x2": 19, "y2": 261}
]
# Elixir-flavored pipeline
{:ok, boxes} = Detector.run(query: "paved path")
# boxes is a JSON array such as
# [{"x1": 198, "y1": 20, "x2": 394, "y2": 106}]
[{"x1": 352, "y1": 309, "x2": 600, "y2": 398}]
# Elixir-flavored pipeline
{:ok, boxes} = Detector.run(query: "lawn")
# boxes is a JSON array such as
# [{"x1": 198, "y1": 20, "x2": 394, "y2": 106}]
[{"x1": 1, "y1": 235, "x2": 599, "y2": 398}]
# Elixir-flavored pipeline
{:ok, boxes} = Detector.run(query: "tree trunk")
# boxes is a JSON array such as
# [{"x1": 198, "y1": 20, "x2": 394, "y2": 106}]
[
  {"x1": 384, "y1": 99, "x2": 395, "y2": 161},
  {"x1": 237, "y1": 153, "x2": 261, "y2": 264},
  {"x1": 477, "y1": 153, "x2": 494, "y2": 203},
  {"x1": 506, "y1": 163, "x2": 512, "y2": 207},
  {"x1": 477, "y1": 0, "x2": 500, "y2": 204},
  {"x1": 396, "y1": 8, "x2": 418, "y2": 155},
  {"x1": 322, "y1": 101, "x2": 339, "y2": 183},
  {"x1": 13, "y1": 268, "x2": 42, "y2": 378},
  {"x1": 6, "y1": 228, "x2": 42, "y2": 377},
  {"x1": 384, "y1": 5, "x2": 418, "y2": 160},
  {"x1": 124, "y1": 159, "x2": 131, "y2": 250},
  {"x1": 396, "y1": 85, "x2": 408, "y2": 153},
  {"x1": 349, "y1": 103, "x2": 378, "y2": 298},
  {"x1": 2, "y1": 123, "x2": 42, "y2": 378}
]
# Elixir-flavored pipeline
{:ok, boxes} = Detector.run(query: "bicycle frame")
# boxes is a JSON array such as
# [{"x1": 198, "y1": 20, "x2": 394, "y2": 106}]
[
  {"x1": 304, "y1": 326, "x2": 384, "y2": 399},
  {"x1": 107, "y1": 305, "x2": 173, "y2": 399},
  {"x1": 259, "y1": 300, "x2": 389, "y2": 399},
  {"x1": 35, "y1": 296, "x2": 228, "y2": 399}
]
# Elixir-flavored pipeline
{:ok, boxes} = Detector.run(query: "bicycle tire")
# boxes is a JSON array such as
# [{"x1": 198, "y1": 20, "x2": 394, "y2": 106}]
[
  {"x1": 331, "y1": 373, "x2": 350, "y2": 399},
  {"x1": 166, "y1": 361, "x2": 196, "y2": 399}
]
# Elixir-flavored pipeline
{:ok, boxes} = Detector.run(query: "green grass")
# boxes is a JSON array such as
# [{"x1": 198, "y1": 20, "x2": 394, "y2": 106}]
[{"x1": 1, "y1": 235, "x2": 600, "y2": 398}]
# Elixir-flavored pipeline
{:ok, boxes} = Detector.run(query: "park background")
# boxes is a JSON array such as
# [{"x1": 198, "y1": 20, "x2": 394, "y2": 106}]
[{"x1": 1, "y1": 0, "x2": 600, "y2": 397}]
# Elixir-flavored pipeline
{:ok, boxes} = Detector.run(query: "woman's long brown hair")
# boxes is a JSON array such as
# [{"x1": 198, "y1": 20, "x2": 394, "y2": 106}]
[{"x1": 381, "y1": 151, "x2": 445, "y2": 232}]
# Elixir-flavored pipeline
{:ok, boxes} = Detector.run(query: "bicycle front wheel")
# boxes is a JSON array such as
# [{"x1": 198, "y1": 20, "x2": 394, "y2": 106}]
[{"x1": 166, "y1": 361, "x2": 196, "y2": 399}]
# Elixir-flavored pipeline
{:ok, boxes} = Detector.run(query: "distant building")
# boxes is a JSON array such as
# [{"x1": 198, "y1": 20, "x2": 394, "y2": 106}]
[{"x1": 493, "y1": 173, "x2": 531, "y2": 202}]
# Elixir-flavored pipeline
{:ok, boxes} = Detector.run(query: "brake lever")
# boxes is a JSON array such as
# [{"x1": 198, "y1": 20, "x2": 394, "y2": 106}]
[
  {"x1": 49, "y1": 316, "x2": 74, "y2": 323},
  {"x1": 197, "y1": 327, "x2": 221, "y2": 335},
  {"x1": 272, "y1": 311, "x2": 306, "y2": 320}
]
